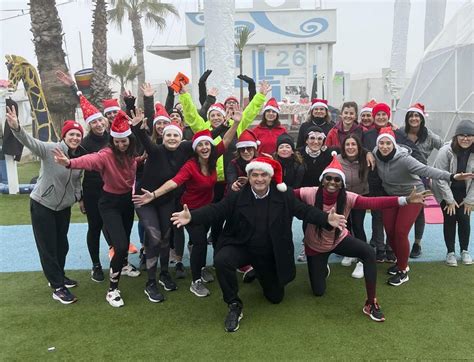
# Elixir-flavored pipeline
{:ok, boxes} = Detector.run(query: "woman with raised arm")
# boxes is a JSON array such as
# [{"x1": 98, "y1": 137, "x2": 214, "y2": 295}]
[
  {"x1": 373, "y1": 127, "x2": 474, "y2": 286},
  {"x1": 6, "y1": 106, "x2": 84, "y2": 305},
  {"x1": 130, "y1": 105, "x2": 195, "y2": 302},
  {"x1": 133, "y1": 107, "x2": 243, "y2": 298},
  {"x1": 295, "y1": 152, "x2": 429, "y2": 322},
  {"x1": 53, "y1": 111, "x2": 143, "y2": 308}
]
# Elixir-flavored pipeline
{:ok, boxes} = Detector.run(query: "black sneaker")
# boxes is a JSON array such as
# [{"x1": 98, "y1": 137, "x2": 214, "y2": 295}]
[
  {"x1": 387, "y1": 271, "x2": 409, "y2": 286},
  {"x1": 410, "y1": 243, "x2": 422, "y2": 258},
  {"x1": 175, "y1": 262, "x2": 186, "y2": 279},
  {"x1": 387, "y1": 265, "x2": 410, "y2": 275},
  {"x1": 91, "y1": 265, "x2": 104, "y2": 282},
  {"x1": 52, "y1": 287, "x2": 77, "y2": 305},
  {"x1": 225, "y1": 303, "x2": 243, "y2": 332},
  {"x1": 386, "y1": 250, "x2": 397, "y2": 263},
  {"x1": 64, "y1": 276, "x2": 78, "y2": 288},
  {"x1": 144, "y1": 282, "x2": 165, "y2": 303},
  {"x1": 363, "y1": 300, "x2": 385, "y2": 322},
  {"x1": 159, "y1": 271, "x2": 178, "y2": 291},
  {"x1": 376, "y1": 250, "x2": 386, "y2": 263}
]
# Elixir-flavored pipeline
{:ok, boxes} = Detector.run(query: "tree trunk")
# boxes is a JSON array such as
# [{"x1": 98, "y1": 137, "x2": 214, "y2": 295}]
[
  {"x1": 29, "y1": 0, "x2": 77, "y2": 131},
  {"x1": 130, "y1": 13, "x2": 145, "y2": 108},
  {"x1": 239, "y1": 51, "x2": 243, "y2": 105},
  {"x1": 90, "y1": 0, "x2": 112, "y2": 107}
]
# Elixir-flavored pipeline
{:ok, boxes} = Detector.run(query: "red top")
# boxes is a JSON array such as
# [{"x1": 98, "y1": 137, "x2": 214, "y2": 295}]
[
  {"x1": 69, "y1": 147, "x2": 137, "y2": 195},
  {"x1": 172, "y1": 142, "x2": 226, "y2": 209},
  {"x1": 252, "y1": 125, "x2": 287, "y2": 155}
]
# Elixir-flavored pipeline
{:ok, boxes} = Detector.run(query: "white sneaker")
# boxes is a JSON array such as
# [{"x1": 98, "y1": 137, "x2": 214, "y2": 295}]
[
  {"x1": 351, "y1": 261, "x2": 364, "y2": 279},
  {"x1": 121, "y1": 263, "x2": 140, "y2": 277},
  {"x1": 106, "y1": 289, "x2": 124, "y2": 307},
  {"x1": 297, "y1": 247, "x2": 307, "y2": 263},
  {"x1": 461, "y1": 250, "x2": 473, "y2": 265},
  {"x1": 341, "y1": 257, "x2": 354, "y2": 267},
  {"x1": 446, "y1": 252, "x2": 458, "y2": 267}
]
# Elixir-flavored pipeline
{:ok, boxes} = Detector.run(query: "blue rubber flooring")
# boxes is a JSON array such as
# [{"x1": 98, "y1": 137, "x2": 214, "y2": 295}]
[{"x1": 2, "y1": 215, "x2": 468, "y2": 273}]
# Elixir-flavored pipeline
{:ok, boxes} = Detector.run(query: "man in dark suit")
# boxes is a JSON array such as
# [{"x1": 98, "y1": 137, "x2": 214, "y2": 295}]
[{"x1": 171, "y1": 157, "x2": 346, "y2": 332}]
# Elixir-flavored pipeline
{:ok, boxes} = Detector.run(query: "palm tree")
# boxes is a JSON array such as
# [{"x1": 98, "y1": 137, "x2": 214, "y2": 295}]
[
  {"x1": 29, "y1": 0, "x2": 77, "y2": 131},
  {"x1": 109, "y1": 57, "x2": 139, "y2": 106},
  {"x1": 90, "y1": 0, "x2": 112, "y2": 107},
  {"x1": 235, "y1": 26, "x2": 254, "y2": 105},
  {"x1": 108, "y1": 0, "x2": 179, "y2": 106}
]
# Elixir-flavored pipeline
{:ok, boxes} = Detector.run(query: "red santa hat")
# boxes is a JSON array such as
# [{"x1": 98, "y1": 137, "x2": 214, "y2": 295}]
[
  {"x1": 236, "y1": 129, "x2": 260, "y2": 149},
  {"x1": 110, "y1": 110, "x2": 132, "y2": 138},
  {"x1": 78, "y1": 93, "x2": 103, "y2": 124},
  {"x1": 407, "y1": 102, "x2": 426, "y2": 117},
  {"x1": 224, "y1": 96, "x2": 239, "y2": 105},
  {"x1": 192, "y1": 129, "x2": 214, "y2": 151},
  {"x1": 102, "y1": 98, "x2": 121, "y2": 114},
  {"x1": 371, "y1": 103, "x2": 391, "y2": 119},
  {"x1": 61, "y1": 120, "x2": 84, "y2": 139},
  {"x1": 359, "y1": 99, "x2": 377, "y2": 115},
  {"x1": 163, "y1": 120, "x2": 183, "y2": 139},
  {"x1": 263, "y1": 98, "x2": 280, "y2": 114},
  {"x1": 376, "y1": 127, "x2": 396, "y2": 145},
  {"x1": 320, "y1": 151, "x2": 346, "y2": 184},
  {"x1": 153, "y1": 103, "x2": 171, "y2": 125},
  {"x1": 310, "y1": 98, "x2": 328, "y2": 110},
  {"x1": 207, "y1": 103, "x2": 226, "y2": 119},
  {"x1": 245, "y1": 156, "x2": 287, "y2": 192}
]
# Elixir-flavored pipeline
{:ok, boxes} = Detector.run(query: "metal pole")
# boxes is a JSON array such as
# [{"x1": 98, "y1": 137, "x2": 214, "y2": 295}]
[{"x1": 79, "y1": 31, "x2": 85, "y2": 69}]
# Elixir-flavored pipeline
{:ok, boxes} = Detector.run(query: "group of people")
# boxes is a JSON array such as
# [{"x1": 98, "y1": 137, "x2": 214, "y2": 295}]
[{"x1": 5, "y1": 69, "x2": 473, "y2": 333}]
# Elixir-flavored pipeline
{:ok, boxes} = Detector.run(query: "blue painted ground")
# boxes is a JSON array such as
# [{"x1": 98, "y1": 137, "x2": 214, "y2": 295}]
[{"x1": 2, "y1": 215, "x2": 470, "y2": 273}]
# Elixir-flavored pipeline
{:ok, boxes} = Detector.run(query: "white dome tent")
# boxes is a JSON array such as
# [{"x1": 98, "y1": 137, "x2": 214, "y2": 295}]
[{"x1": 394, "y1": 1, "x2": 473, "y2": 141}]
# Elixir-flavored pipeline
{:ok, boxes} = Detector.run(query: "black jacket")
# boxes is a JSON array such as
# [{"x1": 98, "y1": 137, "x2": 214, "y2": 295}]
[{"x1": 191, "y1": 183, "x2": 330, "y2": 285}]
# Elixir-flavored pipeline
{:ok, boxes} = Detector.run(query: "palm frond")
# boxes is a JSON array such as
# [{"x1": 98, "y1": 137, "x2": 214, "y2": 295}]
[
  {"x1": 235, "y1": 26, "x2": 254, "y2": 52},
  {"x1": 144, "y1": 12, "x2": 166, "y2": 29}
]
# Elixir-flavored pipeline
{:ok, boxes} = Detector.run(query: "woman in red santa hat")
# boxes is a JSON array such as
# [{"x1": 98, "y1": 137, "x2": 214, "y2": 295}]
[
  {"x1": 252, "y1": 98, "x2": 288, "y2": 155},
  {"x1": 373, "y1": 127, "x2": 473, "y2": 286},
  {"x1": 295, "y1": 151, "x2": 429, "y2": 322},
  {"x1": 359, "y1": 99, "x2": 377, "y2": 132},
  {"x1": 54, "y1": 110, "x2": 143, "y2": 308},
  {"x1": 6, "y1": 106, "x2": 85, "y2": 305},
  {"x1": 133, "y1": 110, "x2": 242, "y2": 298}
]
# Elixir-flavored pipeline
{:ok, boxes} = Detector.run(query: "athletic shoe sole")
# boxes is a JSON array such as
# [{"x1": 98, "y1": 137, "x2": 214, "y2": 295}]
[
  {"x1": 189, "y1": 286, "x2": 210, "y2": 297},
  {"x1": 446, "y1": 262, "x2": 458, "y2": 267},
  {"x1": 48, "y1": 282, "x2": 78, "y2": 288},
  {"x1": 387, "y1": 274, "x2": 410, "y2": 286},
  {"x1": 106, "y1": 298, "x2": 124, "y2": 308},
  {"x1": 225, "y1": 313, "x2": 243, "y2": 332},
  {"x1": 159, "y1": 280, "x2": 177, "y2": 292},
  {"x1": 362, "y1": 307, "x2": 385, "y2": 322},
  {"x1": 144, "y1": 289, "x2": 164, "y2": 303},
  {"x1": 52, "y1": 293, "x2": 77, "y2": 305},
  {"x1": 90, "y1": 276, "x2": 104, "y2": 283}
]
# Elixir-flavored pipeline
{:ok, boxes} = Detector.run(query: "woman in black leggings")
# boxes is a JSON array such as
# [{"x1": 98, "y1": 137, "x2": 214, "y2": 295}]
[
  {"x1": 433, "y1": 120, "x2": 474, "y2": 266},
  {"x1": 295, "y1": 152, "x2": 428, "y2": 322},
  {"x1": 131, "y1": 107, "x2": 194, "y2": 302}
]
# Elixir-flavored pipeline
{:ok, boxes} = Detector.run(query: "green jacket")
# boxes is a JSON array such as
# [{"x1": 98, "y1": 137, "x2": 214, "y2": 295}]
[{"x1": 179, "y1": 92, "x2": 266, "y2": 181}]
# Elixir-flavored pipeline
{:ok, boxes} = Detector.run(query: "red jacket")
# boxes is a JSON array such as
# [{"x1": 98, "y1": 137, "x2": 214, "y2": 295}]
[
  {"x1": 252, "y1": 125, "x2": 287, "y2": 155},
  {"x1": 325, "y1": 121, "x2": 363, "y2": 148}
]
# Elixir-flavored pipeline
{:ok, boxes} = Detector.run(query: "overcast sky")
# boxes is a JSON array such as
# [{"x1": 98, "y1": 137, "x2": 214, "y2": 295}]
[{"x1": 0, "y1": 0, "x2": 465, "y2": 84}]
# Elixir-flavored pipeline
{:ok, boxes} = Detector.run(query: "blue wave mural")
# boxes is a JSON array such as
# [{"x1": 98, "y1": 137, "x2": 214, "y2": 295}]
[{"x1": 249, "y1": 12, "x2": 328, "y2": 38}]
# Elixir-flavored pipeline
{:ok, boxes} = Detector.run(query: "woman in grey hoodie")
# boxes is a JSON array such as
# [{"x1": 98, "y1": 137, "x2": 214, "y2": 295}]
[
  {"x1": 6, "y1": 106, "x2": 84, "y2": 305},
  {"x1": 373, "y1": 127, "x2": 473, "y2": 287}
]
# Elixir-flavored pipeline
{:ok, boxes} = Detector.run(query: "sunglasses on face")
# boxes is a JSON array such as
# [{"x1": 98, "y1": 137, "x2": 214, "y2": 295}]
[
  {"x1": 308, "y1": 136, "x2": 325, "y2": 141},
  {"x1": 324, "y1": 175, "x2": 342, "y2": 183},
  {"x1": 239, "y1": 147, "x2": 255, "y2": 152}
]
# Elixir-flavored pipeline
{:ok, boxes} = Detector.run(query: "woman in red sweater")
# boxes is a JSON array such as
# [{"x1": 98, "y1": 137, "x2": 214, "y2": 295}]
[
  {"x1": 133, "y1": 108, "x2": 242, "y2": 298},
  {"x1": 252, "y1": 98, "x2": 287, "y2": 155},
  {"x1": 54, "y1": 110, "x2": 142, "y2": 308},
  {"x1": 295, "y1": 152, "x2": 428, "y2": 322}
]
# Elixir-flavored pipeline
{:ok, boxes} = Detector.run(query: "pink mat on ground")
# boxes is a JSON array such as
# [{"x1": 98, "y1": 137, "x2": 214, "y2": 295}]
[{"x1": 424, "y1": 196, "x2": 444, "y2": 224}]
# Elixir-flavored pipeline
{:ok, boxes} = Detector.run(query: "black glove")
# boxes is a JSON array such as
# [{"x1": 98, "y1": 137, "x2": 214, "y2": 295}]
[
  {"x1": 237, "y1": 74, "x2": 254, "y2": 84},
  {"x1": 123, "y1": 94, "x2": 136, "y2": 110},
  {"x1": 199, "y1": 69, "x2": 212, "y2": 84}
]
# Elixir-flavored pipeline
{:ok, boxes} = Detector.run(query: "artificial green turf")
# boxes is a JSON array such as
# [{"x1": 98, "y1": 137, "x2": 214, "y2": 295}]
[{"x1": 1, "y1": 263, "x2": 473, "y2": 360}]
